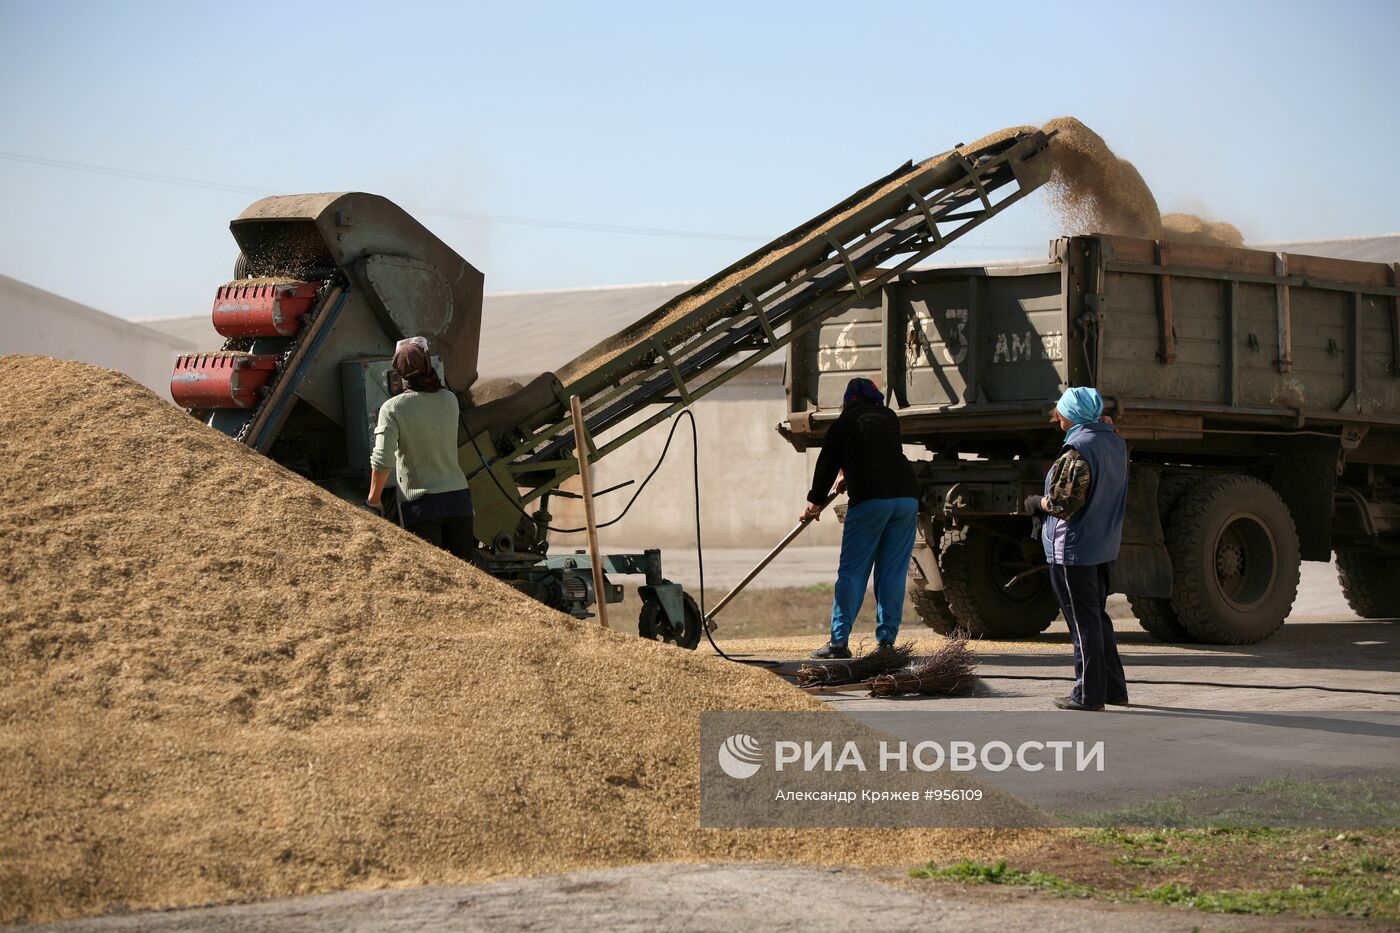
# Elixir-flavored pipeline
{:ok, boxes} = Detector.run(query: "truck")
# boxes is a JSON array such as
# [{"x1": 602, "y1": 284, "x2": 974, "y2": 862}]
[{"x1": 782, "y1": 234, "x2": 1400, "y2": 644}]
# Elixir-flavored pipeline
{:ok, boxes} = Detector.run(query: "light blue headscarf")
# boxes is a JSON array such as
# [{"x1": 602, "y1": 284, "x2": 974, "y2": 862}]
[{"x1": 1056, "y1": 387, "x2": 1104, "y2": 442}]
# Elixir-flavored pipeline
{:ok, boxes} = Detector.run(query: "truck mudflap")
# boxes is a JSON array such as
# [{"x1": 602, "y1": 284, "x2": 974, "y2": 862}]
[
  {"x1": 1112, "y1": 466, "x2": 1173, "y2": 599},
  {"x1": 908, "y1": 539, "x2": 944, "y2": 591}
]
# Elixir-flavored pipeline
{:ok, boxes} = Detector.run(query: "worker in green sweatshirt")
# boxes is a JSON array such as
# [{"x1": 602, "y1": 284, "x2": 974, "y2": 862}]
[{"x1": 367, "y1": 337, "x2": 477, "y2": 564}]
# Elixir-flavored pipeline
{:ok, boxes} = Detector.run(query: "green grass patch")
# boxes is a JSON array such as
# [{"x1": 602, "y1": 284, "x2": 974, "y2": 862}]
[
  {"x1": 1133, "y1": 880, "x2": 1398, "y2": 917},
  {"x1": 908, "y1": 858, "x2": 1091, "y2": 896},
  {"x1": 1090, "y1": 826, "x2": 1290, "y2": 849},
  {"x1": 1112, "y1": 852, "x2": 1195, "y2": 869},
  {"x1": 910, "y1": 856, "x2": 1400, "y2": 920}
]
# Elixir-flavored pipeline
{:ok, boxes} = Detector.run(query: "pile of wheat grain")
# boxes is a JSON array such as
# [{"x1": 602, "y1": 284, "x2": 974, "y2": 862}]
[{"x1": 0, "y1": 356, "x2": 1045, "y2": 924}]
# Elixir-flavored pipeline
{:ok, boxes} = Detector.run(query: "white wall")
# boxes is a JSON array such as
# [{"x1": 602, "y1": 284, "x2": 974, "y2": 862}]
[
  {"x1": 0, "y1": 275, "x2": 195, "y2": 400},
  {"x1": 551, "y1": 383, "x2": 843, "y2": 550}
]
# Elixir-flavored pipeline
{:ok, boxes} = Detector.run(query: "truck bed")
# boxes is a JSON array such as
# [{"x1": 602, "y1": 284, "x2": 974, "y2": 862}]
[{"x1": 785, "y1": 234, "x2": 1400, "y2": 463}]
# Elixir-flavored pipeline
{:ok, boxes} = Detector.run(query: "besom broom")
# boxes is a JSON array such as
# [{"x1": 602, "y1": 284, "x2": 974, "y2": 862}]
[{"x1": 802, "y1": 638, "x2": 977, "y2": 697}]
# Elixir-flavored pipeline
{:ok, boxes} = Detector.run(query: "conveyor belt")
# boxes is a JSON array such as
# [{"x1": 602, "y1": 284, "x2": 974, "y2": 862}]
[{"x1": 500, "y1": 130, "x2": 1054, "y2": 504}]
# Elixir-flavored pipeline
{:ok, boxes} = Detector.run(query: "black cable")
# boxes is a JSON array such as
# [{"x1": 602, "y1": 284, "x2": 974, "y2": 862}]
[
  {"x1": 464, "y1": 410, "x2": 694, "y2": 534},
  {"x1": 681, "y1": 410, "x2": 780, "y2": 668},
  {"x1": 466, "y1": 407, "x2": 771, "y2": 663}
]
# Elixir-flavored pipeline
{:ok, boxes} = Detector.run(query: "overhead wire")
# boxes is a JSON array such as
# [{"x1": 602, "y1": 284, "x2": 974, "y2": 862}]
[{"x1": 0, "y1": 149, "x2": 1040, "y2": 250}]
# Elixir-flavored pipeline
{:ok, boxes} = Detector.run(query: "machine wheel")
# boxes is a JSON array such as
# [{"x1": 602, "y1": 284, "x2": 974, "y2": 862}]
[
  {"x1": 939, "y1": 525, "x2": 1059, "y2": 638},
  {"x1": 1336, "y1": 547, "x2": 1400, "y2": 619},
  {"x1": 638, "y1": 591, "x2": 702, "y2": 650},
  {"x1": 1127, "y1": 595, "x2": 1196, "y2": 643},
  {"x1": 1167, "y1": 475, "x2": 1300, "y2": 644},
  {"x1": 907, "y1": 583, "x2": 962, "y2": 635}
]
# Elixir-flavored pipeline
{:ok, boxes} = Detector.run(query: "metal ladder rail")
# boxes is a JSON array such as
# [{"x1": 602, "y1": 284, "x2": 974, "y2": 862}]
[
  {"x1": 513, "y1": 144, "x2": 1046, "y2": 473},
  {"x1": 498, "y1": 176, "x2": 1048, "y2": 511},
  {"x1": 510, "y1": 135, "x2": 1048, "y2": 448},
  {"x1": 462, "y1": 134, "x2": 1053, "y2": 506}
]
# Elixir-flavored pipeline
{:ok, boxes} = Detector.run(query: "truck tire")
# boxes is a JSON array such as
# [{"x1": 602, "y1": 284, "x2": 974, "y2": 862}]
[
  {"x1": 907, "y1": 583, "x2": 962, "y2": 635},
  {"x1": 1167, "y1": 475, "x2": 1300, "y2": 644},
  {"x1": 1335, "y1": 548, "x2": 1400, "y2": 619},
  {"x1": 939, "y1": 526, "x2": 1059, "y2": 638},
  {"x1": 1126, "y1": 471, "x2": 1199, "y2": 643},
  {"x1": 1127, "y1": 595, "x2": 1196, "y2": 643},
  {"x1": 1157, "y1": 472, "x2": 1197, "y2": 520}
]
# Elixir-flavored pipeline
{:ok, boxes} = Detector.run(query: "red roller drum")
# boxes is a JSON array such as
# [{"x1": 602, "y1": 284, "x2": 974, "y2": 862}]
[
  {"x1": 211, "y1": 281, "x2": 319, "y2": 337},
  {"x1": 170, "y1": 353, "x2": 280, "y2": 409}
]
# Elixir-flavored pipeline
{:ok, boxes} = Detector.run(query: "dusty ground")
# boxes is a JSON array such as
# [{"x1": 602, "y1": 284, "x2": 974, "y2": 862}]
[{"x1": 37, "y1": 861, "x2": 1392, "y2": 933}]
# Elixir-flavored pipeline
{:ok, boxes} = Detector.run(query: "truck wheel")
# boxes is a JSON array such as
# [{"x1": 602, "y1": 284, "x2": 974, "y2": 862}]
[
  {"x1": 939, "y1": 526, "x2": 1059, "y2": 638},
  {"x1": 1168, "y1": 475, "x2": 1300, "y2": 644},
  {"x1": 907, "y1": 583, "x2": 962, "y2": 635},
  {"x1": 1156, "y1": 472, "x2": 1197, "y2": 521},
  {"x1": 1336, "y1": 548, "x2": 1400, "y2": 618},
  {"x1": 1127, "y1": 595, "x2": 1196, "y2": 643}
]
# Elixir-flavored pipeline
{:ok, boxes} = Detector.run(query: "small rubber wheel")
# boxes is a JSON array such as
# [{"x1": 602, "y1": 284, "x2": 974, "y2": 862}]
[{"x1": 638, "y1": 591, "x2": 702, "y2": 650}]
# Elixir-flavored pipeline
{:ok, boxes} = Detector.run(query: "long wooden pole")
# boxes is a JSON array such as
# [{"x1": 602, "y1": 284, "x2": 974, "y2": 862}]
[
  {"x1": 704, "y1": 480, "x2": 845, "y2": 625},
  {"x1": 569, "y1": 395, "x2": 609, "y2": 629}
]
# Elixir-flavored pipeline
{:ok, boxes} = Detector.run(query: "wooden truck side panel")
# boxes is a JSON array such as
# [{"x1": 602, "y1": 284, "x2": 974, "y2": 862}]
[{"x1": 789, "y1": 235, "x2": 1400, "y2": 445}]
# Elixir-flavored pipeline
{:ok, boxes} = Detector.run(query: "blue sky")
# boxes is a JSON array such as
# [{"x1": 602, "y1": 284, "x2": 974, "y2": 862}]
[{"x1": 1, "y1": 0, "x2": 1397, "y2": 322}]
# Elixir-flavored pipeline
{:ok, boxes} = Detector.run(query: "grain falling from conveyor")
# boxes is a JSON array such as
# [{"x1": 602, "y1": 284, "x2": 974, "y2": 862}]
[{"x1": 556, "y1": 118, "x2": 1244, "y2": 385}]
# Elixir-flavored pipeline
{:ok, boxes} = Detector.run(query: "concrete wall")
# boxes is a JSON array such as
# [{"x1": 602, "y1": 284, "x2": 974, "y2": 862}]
[
  {"x1": 551, "y1": 382, "x2": 843, "y2": 550},
  {"x1": 1, "y1": 275, "x2": 195, "y2": 400}
]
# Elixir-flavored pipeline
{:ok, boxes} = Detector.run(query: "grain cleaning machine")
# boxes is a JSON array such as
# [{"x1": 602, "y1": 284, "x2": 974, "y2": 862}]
[{"x1": 170, "y1": 130, "x2": 1054, "y2": 648}]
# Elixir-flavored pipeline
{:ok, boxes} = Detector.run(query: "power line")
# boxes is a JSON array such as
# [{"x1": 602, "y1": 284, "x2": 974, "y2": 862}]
[
  {"x1": 0, "y1": 148, "x2": 1040, "y2": 250},
  {"x1": 0, "y1": 149, "x2": 763, "y2": 242}
]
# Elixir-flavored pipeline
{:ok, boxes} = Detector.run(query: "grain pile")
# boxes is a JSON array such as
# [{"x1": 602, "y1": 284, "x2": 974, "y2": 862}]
[
  {"x1": 1039, "y1": 117, "x2": 1242, "y2": 246},
  {"x1": 0, "y1": 356, "x2": 1045, "y2": 924}
]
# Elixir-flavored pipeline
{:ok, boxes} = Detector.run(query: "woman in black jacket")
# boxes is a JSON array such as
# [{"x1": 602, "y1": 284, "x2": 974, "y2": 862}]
[{"x1": 802, "y1": 378, "x2": 919, "y2": 659}]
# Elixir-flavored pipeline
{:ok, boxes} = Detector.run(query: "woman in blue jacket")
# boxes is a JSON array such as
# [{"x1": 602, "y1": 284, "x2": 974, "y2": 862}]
[{"x1": 1027, "y1": 387, "x2": 1129, "y2": 710}]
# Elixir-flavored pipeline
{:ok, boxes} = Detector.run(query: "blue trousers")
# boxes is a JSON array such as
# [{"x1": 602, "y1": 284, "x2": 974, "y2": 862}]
[{"x1": 830, "y1": 497, "x2": 920, "y2": 646}]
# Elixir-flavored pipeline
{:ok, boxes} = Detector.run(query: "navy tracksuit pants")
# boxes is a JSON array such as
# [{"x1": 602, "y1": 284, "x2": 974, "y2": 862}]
[{"x1": 1048, "y1": 561, "x2": 1128, "y2": 707}]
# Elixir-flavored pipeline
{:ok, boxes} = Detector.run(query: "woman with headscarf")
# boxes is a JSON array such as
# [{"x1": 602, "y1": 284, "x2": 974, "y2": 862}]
[
  {"x1": 366, "y1": 337, "x2": 477, "y2": 564},
  {"x1": 1025, "y1": 386, "x2": 1129, "y2": 710},
  {"x1": 802, "y1": 377, "x2": 920, "y2": 659}
]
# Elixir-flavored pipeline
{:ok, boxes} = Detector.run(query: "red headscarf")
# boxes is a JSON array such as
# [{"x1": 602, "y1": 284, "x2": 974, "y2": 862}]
[{"x1": 392, "y1": 337, "x2": 442, "y2": 393}]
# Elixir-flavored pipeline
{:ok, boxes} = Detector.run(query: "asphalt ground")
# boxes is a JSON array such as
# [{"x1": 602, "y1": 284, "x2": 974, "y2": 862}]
[{"x1": 694, "y1": 551, "x2": 1398, "y2": 824}]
